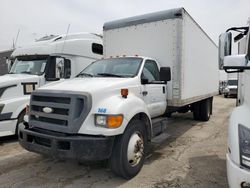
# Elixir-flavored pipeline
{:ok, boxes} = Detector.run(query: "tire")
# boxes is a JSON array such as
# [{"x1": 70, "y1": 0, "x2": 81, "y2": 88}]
[
  {"x1": 193, "y1": 102, "x2": 200, "y2": 120},
  {"x1": 110, "y1": 119, "x2": 147, "y2": 179},
  {"x1": 193, "y1": 98, "x2": 212, "y2": 121},
  {"x1": 15, "y1": 110, "x2": 26, "y2": 135},
  {"x1": 199, "y1": 98, "x2": 211, "y2": 121},
  {"x1": 224, "y1": 94, "x2": 228, "y2": 98}
]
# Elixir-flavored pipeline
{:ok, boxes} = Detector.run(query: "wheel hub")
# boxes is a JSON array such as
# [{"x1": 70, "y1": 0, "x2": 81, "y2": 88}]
[{"x1": 127, "y1": 132, "x2": 144, "y2": 167}]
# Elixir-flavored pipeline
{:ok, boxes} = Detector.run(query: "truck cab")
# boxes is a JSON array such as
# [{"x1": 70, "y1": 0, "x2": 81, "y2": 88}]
[
  {"x1": 219, "y1": 24, "x2": 250, "y2": 187},
  {"x1": 0, "y1": 33, "x2": 103, "y2": 137},
  {"x1": 19, "y1": 56, "x2": 170, "y2": 178}
]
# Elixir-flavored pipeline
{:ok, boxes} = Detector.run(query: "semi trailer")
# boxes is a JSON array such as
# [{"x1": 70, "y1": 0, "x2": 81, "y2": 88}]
[
  {"x1": 0, "y1": 33, "x2": 103, "y2": 137},
  {"x1": 19, "y1": 8, "x2": 218, "y2": 179}
]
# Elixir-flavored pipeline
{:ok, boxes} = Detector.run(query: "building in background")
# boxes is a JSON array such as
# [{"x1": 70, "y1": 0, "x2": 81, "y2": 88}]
[{"x1": 0, "y1": 49, "x2": 13, "y2": 75}]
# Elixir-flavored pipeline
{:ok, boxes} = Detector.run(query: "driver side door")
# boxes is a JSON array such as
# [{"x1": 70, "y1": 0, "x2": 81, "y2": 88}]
[{"x1": 141, "y1": 60, "x2": 167, "y2": 118}]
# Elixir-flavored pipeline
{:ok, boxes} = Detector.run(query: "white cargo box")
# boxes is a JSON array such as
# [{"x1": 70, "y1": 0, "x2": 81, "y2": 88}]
[{"x1": 103, "y1": 8, "x2": 218, "y2": 107}]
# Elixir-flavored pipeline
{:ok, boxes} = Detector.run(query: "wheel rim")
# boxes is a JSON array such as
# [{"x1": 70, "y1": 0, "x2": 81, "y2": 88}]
[{"x1": 127, "y1": 131, "x2": 144, "y2": 167}]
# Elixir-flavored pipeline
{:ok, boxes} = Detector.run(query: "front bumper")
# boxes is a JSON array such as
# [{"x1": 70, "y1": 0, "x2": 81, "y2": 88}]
[
  {"x1": 19, "y1": 124, "x2": 115, "y2": 161},
  {"x1": 224, "y1": 89, "x2": 237, "y2": 96},
  {"x1": 227, "y1": 154, "x2": 250, "y2": 188}
]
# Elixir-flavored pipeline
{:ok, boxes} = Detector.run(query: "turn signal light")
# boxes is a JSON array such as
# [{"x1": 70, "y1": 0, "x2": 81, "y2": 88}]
[
  {"x1": 121, "y1": 88, "x2": 129, "y2": 98},
  {"x1": 107, "y1": 115, "x2": 123, "y2": 128}
]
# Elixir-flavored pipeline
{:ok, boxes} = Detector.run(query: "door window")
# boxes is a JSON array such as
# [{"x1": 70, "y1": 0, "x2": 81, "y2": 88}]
[{"x1": 142, "y1": 60, "x2": 160, "y2": 83}]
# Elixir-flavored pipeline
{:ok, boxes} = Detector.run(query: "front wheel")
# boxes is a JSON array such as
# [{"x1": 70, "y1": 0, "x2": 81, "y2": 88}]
[
  {"x1": 15, "y1": 110, "x2": 26, "y2": 135},
  {"x1": 110, "y1": 119, "x2": 147, "y2": 179}
]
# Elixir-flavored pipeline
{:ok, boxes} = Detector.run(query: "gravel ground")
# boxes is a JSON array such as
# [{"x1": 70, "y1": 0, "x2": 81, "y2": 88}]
[{"x1": 0, "y1": 96, "x2": 235, "y2": 188}]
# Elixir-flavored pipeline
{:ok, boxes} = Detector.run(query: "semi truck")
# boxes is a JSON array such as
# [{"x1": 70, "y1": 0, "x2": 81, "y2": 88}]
[
  {"x1": 219, "y1": 23, "x2": 250, "y2": 187},
  {"x1": 19, "y1": 8, "x2": 218, "y2": 179},
  {"x1": 0, "y1": 33, "x2": 103, "y2": 137}
]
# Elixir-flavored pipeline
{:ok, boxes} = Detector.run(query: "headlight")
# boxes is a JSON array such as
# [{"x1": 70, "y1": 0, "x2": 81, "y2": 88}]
[
  {"x1": 0, "y1": 104, "x2": 4, "y2": 114},
  {"x1": 239, "y1": 124, "x2": 250, "y2": 169},
  {"x1": 95, "y1": 114, "x2": 123, "y2": 128}
]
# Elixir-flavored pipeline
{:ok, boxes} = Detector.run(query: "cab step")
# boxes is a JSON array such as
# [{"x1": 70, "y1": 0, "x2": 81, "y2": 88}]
[{"x1": 151, "y1": 117, "x2": 168, "y2": 137}]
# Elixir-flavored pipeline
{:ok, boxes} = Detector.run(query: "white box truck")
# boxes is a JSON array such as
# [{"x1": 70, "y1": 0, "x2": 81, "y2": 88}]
[
  {"x1": 19, "y1": 8, "x2": 218, "y2": 179},
  {"x1": 0, "y1": 33, "x2": 102, "y2": 137},
  {"x1": 219, "y1": 23, "x2": 250, "y2": 187}
]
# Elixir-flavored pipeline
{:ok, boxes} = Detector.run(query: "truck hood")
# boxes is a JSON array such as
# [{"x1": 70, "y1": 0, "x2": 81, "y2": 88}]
[
  {"x1": 0, "y1": 74, "x2": 41, "y2": 100},
  {"x1": 39, "y1": 77, "x2": 136, "y2": 93}
]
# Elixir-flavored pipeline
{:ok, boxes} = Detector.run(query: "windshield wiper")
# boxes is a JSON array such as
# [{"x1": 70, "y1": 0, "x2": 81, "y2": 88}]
[
  {"x1": 20, "y1": 71, "x2": 31, "y2": 74},
  {"x1": 97, "y1": 73, "x2": 123, "y2": 77},
  {"x1": 77, "y1": 72, "x2": 94, "y2": 77}
]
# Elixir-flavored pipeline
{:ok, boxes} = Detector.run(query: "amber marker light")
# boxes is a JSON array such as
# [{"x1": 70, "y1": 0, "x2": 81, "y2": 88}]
[
  {"x1": 107, "y1": 115, "x2": 123, "y2": 128},
  {"x1": 121, "y1": 88, "x2": 129, "y2": 98}
]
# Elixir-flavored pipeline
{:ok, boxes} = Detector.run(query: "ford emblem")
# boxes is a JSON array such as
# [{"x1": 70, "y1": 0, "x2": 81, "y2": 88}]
[{"x1": 43, "y1": 107, "x2": 53, "y2": 114}]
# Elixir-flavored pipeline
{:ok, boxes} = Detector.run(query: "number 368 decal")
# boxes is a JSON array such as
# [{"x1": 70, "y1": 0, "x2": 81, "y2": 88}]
[{"x1": 98, "y1": 108, "x2": 107, "y2": 113}]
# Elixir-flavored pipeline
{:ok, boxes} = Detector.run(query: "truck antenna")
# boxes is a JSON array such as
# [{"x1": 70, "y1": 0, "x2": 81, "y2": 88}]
[{"x1": 61, "y1": 24, "x2": 70, "y2": 53}]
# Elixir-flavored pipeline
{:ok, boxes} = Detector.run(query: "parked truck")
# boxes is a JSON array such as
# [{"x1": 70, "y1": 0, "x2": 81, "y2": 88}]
[
  {"x1": 219, "y1": 23, "x2": 250, "y2": 187},
  {"x1": 219, "y1": 70, "x2": 227, "y2": 95},
  {"x1": 223, "y1": 72, "x2": 238, "y2": 98},
  {"x1": 19, "y1": 8, "x2": 218, "y2": 179},
  {"x1": 0, "y1": 33, "x2": 103, "y2": 137}
]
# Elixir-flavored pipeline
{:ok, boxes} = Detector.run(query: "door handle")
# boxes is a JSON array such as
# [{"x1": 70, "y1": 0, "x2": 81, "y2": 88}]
[{"x1": 142, "y1": 91, "x2": 148, "y2": 96}]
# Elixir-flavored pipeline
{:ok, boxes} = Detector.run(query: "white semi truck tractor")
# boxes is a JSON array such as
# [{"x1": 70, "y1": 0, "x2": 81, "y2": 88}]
[
  {"x1": 219, "y1": 24, "x2": 250, "y2": 187},
  {"x1": 0, "y1": 33, "x2": 103, "y2": 137},
  {"x1": 19, "y1": 8, "x2": 218, "y2": 179}
]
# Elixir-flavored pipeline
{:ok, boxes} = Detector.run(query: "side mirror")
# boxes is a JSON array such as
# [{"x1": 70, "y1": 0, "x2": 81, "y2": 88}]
[
  {"x1": 219, "y1": 32, "x2": 232, "y2": 70},
  {"x1": 224, "y1": 54, "x2": 250, "y2": 72},
  {"x1": 6, "y1": 58, "x2": 12, "y2": 72},
  {"x1": 55, "y1": 57, "x2": 65, "y2": 79},
  {"x1": 141, "y1": 78, "x2": 149, "y2": 85},
  {"x1": 160, "y1": 67, "x2": 171, "y2": 82}
]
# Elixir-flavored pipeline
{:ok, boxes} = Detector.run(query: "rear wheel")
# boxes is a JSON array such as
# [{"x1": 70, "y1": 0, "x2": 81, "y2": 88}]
[
  {"x1": 193, "y1": 98, "x2": 212, "y2": 121},
  {"x1": 193, "y1": 102, "x2": 200, "y2": 120},
  {"x1": 110, "y1": 119, "x2": 147, "y2": 179},
  {"x1": 199, "y1": 98, "x2": 211, "y2": 121}
]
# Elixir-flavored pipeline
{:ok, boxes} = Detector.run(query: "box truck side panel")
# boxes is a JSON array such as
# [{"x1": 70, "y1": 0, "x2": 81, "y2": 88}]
[
  {"x1": 104, "y1": 19, "x2": 181, "y2": 102},
  {"x1": 181, "y1": 13, "x2": 218, "y2": 103}
]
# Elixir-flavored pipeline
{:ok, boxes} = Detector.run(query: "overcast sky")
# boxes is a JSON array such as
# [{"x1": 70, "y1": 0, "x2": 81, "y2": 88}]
[{"x1": 0, "y1": 0, "x2": 250, "y2": 51}]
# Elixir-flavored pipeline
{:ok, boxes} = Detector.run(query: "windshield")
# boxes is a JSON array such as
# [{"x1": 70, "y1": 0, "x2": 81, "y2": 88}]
[
  {"x1": 228, "y1": 80, "x2": 238, "y2": 86},
  {"x1": 10, "y1": 58, "x2": 47, "y2": 75},
  {"x1": 77, "y1": 57, "x2": 142, "y2": 78}
]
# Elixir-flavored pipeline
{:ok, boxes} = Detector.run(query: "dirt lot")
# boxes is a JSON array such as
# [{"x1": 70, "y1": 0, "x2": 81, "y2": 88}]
[{"x1": 0, "y1": 96, "x2": 235, "y2": 188}]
